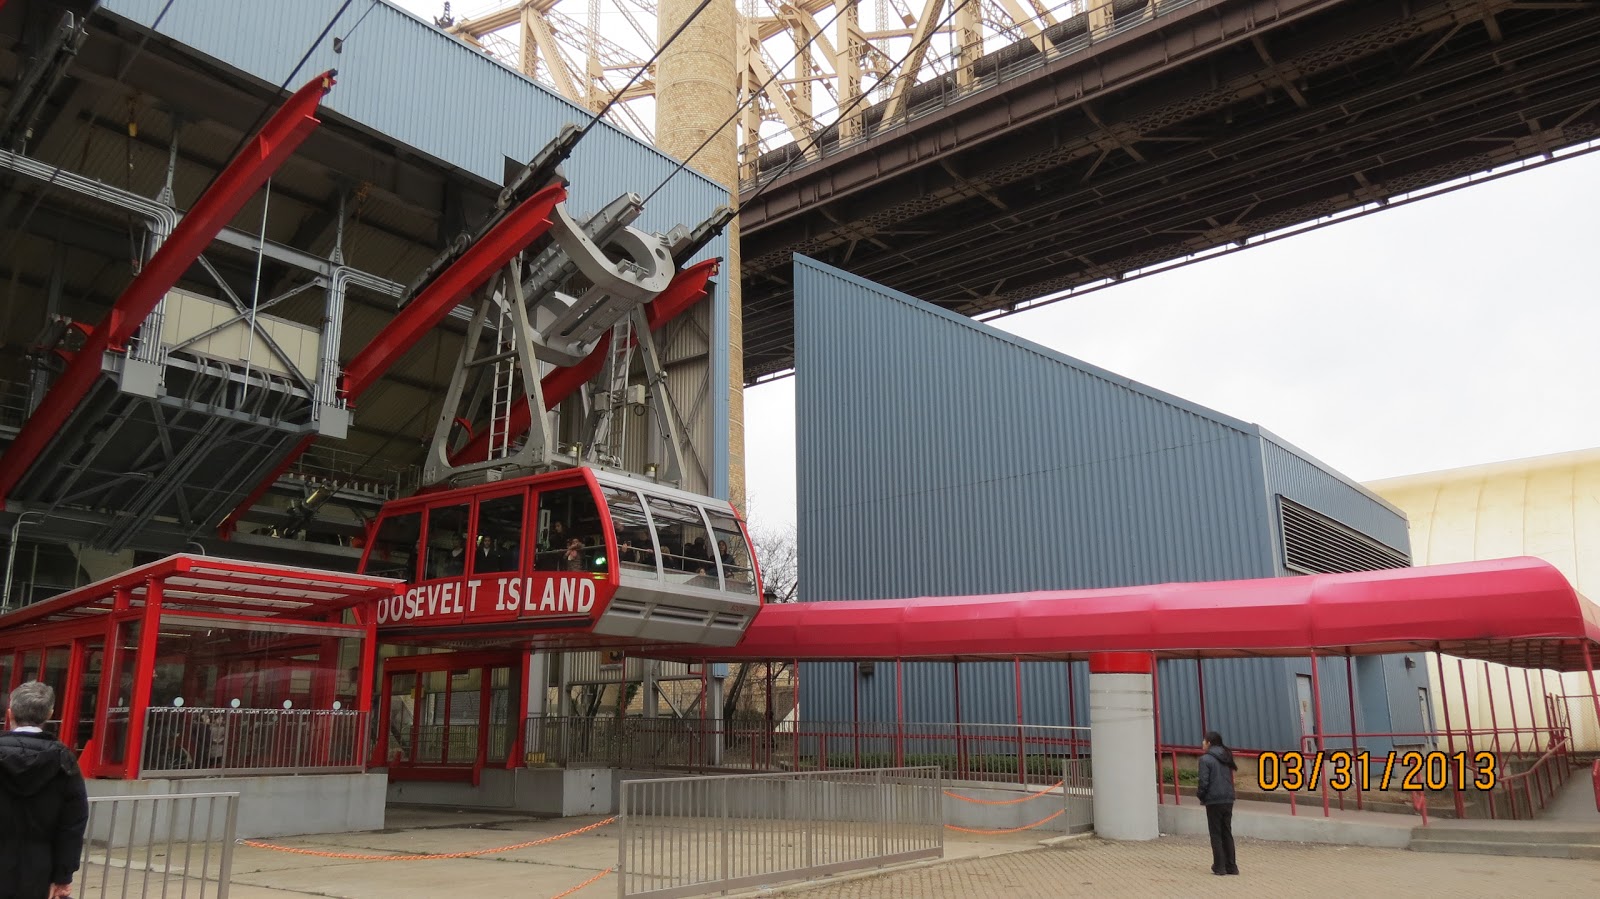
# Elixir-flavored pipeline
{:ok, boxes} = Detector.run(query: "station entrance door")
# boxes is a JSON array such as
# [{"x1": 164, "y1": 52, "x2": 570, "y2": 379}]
[{"x1": 379, "y1": 650, "x2": 522, "y2": 784}]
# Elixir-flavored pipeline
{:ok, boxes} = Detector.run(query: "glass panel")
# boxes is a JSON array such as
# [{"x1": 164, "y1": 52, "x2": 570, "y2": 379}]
[
  {"x1": 535, "y1": 485, "x2": 607, "y2": 574},
  {"x1": 474, "y1": 493, "x2": 525, "y2": 575},
  {"x1": 486, "y1": 667, "x2": 512, "y2": 764},
  {"x1": 707, "y1": 511, "x2": 758, "y2": 595},
  {"x1": 0, "y1": 653, "x2": 12, "y2": 692},
  {"x1": 646, "y1": 497, "x2": 716, "y2": 585},
  {"x1": 425, "y1": 503, "x2": 471, "y2": 580},
  {"x1": 365, "y1": 511, "x2": 421, "y2": 580},
  {"x1": 603, "y1": 486, "x2": 657, "y2": 577},
  {"x1": 72, "y1": 644, "x2": 103, "y2": 751},
  {"x1": 103, "y1": 621, "x2": 141, "y2": 767},
  {"x1": 416, "y1": 670, "x2": 450, "y2": 763},
  {"x1": 386, "y1": 672, "x2": 417, "y2": 764}
]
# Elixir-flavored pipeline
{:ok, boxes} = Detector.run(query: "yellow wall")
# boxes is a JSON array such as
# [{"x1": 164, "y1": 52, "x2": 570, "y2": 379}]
[{"x1": 1366, "y1": 448, "x2": 1600, "y2": 753}]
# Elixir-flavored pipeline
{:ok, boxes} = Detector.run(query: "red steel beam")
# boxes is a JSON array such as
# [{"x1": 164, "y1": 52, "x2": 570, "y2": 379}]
[
  {"x1": 0, "y1": 71, "x2": 336, "y2": 506},
  {"x1": 340, "y1": 182, "x2": 567, "y2": 399},
  {"x1": 220, "y1": 182, "x2": 568, "y2": 537},
  {"x1": 448, "y1": 257, "x2": 719, "y2": 466}
]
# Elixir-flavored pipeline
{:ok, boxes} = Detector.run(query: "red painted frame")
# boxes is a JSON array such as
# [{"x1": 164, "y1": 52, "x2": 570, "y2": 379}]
[{"x1": 0, "y1": 554, "x2": 398, "y2": 779}]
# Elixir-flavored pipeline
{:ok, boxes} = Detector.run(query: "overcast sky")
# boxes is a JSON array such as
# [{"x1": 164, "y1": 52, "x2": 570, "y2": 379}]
[{"x1": 744, "y1": 150, "x2": 1600, "y2": 531}]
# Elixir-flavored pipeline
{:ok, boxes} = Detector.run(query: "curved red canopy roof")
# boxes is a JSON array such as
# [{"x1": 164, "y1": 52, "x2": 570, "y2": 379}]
[{"x1": 680, "y1": 557, "x2": 1600, "y2": 671}]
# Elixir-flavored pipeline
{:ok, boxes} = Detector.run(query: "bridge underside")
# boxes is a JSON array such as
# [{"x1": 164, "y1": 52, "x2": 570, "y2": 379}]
[{"x1": 739, "y1": 0, "x2": 1600, "y2": 381}]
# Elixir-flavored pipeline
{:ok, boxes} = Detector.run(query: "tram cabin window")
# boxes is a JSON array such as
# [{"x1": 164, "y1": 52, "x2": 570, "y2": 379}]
[
  {"x1": 646, "y1": 497, "x2": 716, "y2": 583},
  {"x1": 535, "y1": 486, "x2": 607, "y2": 573},
  {"x1": 367, "y1": 512, "x2": 421, "y2": 580},
  {"x1": 603, "y1": 487, "x2": 657, "y2": 574},
  {"x1": 425, "y1": 503, "x2": 471, "y2": 580},
  {"x1": 706, "y1": 511, "x2": 757, "y2": 594},
  {"x1": 474, "y1": 494, "x2": 524, "y2": 574}
]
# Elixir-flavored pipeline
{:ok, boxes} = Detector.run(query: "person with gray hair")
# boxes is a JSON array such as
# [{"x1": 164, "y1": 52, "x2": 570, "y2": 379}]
[{"x1": 1, "y1": 681, "x2": 89, "y2": 899}]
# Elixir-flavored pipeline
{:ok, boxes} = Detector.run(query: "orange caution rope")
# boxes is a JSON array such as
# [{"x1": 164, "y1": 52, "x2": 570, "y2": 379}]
[
  {"x1": 944, "y1": 809, "x2": 1066, "y2": 834},
  {"x1": 550, "y1": 866, "x2": 613, "y2": 898},
  {"x1": 942, "y1": 781, "x2": 1064, "y2": 804},
  {"x1": 239, "y1": 816, "x2": 616, "y2": 861}
]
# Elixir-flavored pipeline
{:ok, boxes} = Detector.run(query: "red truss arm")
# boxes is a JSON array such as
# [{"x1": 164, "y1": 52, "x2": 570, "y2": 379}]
[
  {"x1": 449, "y1": 257, "x2": 720, "y2": 467},
  {"x1": 340, "y1": 182, "x2": 567, "y2": 399},
  {"x1": 0, "y1": 71, "x2": 336, "y2": 505}
]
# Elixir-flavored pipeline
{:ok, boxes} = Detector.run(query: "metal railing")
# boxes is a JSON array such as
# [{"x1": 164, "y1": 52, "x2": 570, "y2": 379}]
[
  {"x1": 80, "y1": 791, "x2": 237, "y2": 898},
  {"x1": 526, "y1": 715, "x2": 1088, "y2": 786},
  {"x1": 618, "y1": 766, "x2": 943, "y2": 899},
  {"x1": 140, "y1": 707, "x2": 367, "y2": 777},
  {"x1": 1059, "y1": 756, "x2": 1095, "y2": 831}
]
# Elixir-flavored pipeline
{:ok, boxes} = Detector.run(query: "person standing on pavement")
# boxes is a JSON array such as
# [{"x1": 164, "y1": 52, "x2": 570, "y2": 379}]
[
  {"x1": 1197, "y1": 729, "x2": 1239, "y2": 876},
  {"x1": 0, "y1": 681, "x2": 90, "y2": 899}
]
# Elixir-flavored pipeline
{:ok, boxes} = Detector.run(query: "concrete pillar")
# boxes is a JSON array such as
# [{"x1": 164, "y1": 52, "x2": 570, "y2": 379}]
[
  {"x1": 707, "y1": 674, "x2": 726, "y2": 766},
  {"x1": 655, "y1": 0, "x2": 745, "y2": 512},
  {"x1": 1089, "y1": 653, "x2": 1160, "y2": 840}
]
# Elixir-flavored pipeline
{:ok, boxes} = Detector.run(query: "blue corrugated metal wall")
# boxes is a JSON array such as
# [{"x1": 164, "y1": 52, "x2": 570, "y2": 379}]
[
  {"x1": 792, "y1": 257, "x2": 1274, "y2": 602},
  {"x1": 98, "y1": 0, "x2": 734, "y2": 496},
  {"x1": 791, "y1": 257, "x2": 1417, "y2": 752},
  {"x1": 1257, "y1": 433, "x2": 1429, "y2": 752}
]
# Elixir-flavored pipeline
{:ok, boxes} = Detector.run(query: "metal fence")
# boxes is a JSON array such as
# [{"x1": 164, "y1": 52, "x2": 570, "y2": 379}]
[
  {"x1": 1060, "y1": 757, "x2": 1094, "y2": 831},
  {"x1": 527, "y1": 715, "x2": 1088, "y2": 787},
  {"x1": 79, "y1": 792, "x2": 238, "y2": 898},
  {"x1": 618, "y1": 766, "x2": 943, "y2": 899},
  {"x1": 141, "y1": 707, "x2": 367, "y2": 777}
]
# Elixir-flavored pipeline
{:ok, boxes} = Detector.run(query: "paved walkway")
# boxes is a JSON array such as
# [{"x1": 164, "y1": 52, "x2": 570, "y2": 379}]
[
  {"x1": 80, "y1": 776, "x2": 1600, "y2": 899},
  {"x1": 777, "y1": 835, "x2": 1600, "y2": 899}
]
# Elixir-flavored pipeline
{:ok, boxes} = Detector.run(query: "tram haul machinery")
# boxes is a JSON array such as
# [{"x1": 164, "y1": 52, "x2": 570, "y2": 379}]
[{"x1": 329, "y1": 126, "x2": 764, "y2": 652}]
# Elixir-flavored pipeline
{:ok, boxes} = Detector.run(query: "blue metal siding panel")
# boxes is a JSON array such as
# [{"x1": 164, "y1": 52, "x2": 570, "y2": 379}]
[
  {"x1": 793, "y1": 257, "x2": 1275, "y2": 603},
  {"x1": 791, "y1": 257, "x2": 1301, "y2": 750},
  {"x1": 1258, "y1": 433, "x2": 1411, "y2": 572}
]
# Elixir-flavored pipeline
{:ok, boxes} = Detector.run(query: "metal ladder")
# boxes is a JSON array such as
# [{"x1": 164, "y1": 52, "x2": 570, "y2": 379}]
[
  {"x1": 593, "y1": 315, "x2": 635, "y2": 466},
  {"x1": 486, "y1": 294, "x2": 520, "y2": 462}
]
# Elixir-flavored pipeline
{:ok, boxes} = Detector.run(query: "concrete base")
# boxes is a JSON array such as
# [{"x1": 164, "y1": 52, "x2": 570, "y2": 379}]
[
  {"x1": 1089, "y1": 669, "x2": 1160, "y2": 841},
  {"x1": 87, "y1": 773, "x2": 386, "y2": 840},
  {"x1": 382, "y1": 767, "x2": 659, "y2": 817},
  {"x1": 1157, "y1": 799, "x2": 1414, "y2": 849},
  {"x1": 940, "y1": 781, "x2": 1091, "y2": 834}
]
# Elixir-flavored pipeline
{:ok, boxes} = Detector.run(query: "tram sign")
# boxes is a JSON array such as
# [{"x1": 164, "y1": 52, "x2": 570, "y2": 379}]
[{"x1": 374, "y1": 573, "x2": 602, "y2": 626}]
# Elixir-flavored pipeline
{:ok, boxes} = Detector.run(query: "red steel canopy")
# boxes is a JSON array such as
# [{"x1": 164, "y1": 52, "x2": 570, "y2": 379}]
[
  {"x1": 678, "y1": 557, "x2": 1600, "y2": 671},
  {"x1": 0, "y1": 554, "x2": 403, "y2": 634}
]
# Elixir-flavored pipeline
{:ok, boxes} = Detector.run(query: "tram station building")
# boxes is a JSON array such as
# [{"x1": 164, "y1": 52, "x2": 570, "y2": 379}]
[{"x1": 789, "y1": 257, "x2": 1433, "y2": 754}]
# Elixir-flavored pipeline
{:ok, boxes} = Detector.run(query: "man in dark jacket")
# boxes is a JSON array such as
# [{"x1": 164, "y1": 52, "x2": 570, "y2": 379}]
[
  {"x1": 1, "y1": 681, "x2": 90, "y2": 899},
  {"x1": 1195, "y1": 729, "x2": 1239, "y2": 876}
]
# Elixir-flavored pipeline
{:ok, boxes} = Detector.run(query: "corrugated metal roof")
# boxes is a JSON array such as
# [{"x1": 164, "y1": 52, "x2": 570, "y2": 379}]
[{"x1": 98, "y1": 0, "x2": 728, "y2": 225}]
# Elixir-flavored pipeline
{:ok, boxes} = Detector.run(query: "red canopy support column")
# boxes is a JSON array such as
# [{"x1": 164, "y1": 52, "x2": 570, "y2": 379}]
[
  {"x1": 1066, "y1": 660, "x2": 1078, "y2": 758},
  {"x1": 1195, "y1": 654, "x2": 1207, "y2": 736},
  {"x1": 952, "y1": 660, "x2": 964, "y2": 779},
  {"x1": 1345, "y1": 652, "x2": 1360, "y2": 811},
  {"x1": 1310, "y1": 650, "x2": 1328, "y2": 817},
  {"x1": 1014, "y1": 657, "x2": 1025, "y2": 786},
  {"x1": 893, "y1": 658, "x2": 905, "y2": 768},
  {"x1": 1088, "y1": 652, "x2": 1159, "y2": 841},
  {"x1": 123, "y1": 576, "x2": 165, "y2": 779},
  {"x1": 1435, "y1": 649, "x2": 1465, "y2": 818}
]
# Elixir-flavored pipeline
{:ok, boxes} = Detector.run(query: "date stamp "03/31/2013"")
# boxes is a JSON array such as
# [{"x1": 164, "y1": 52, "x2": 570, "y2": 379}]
[{"x1": 1254, "y1": 750, "x2": 1498, "y2": 792}]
